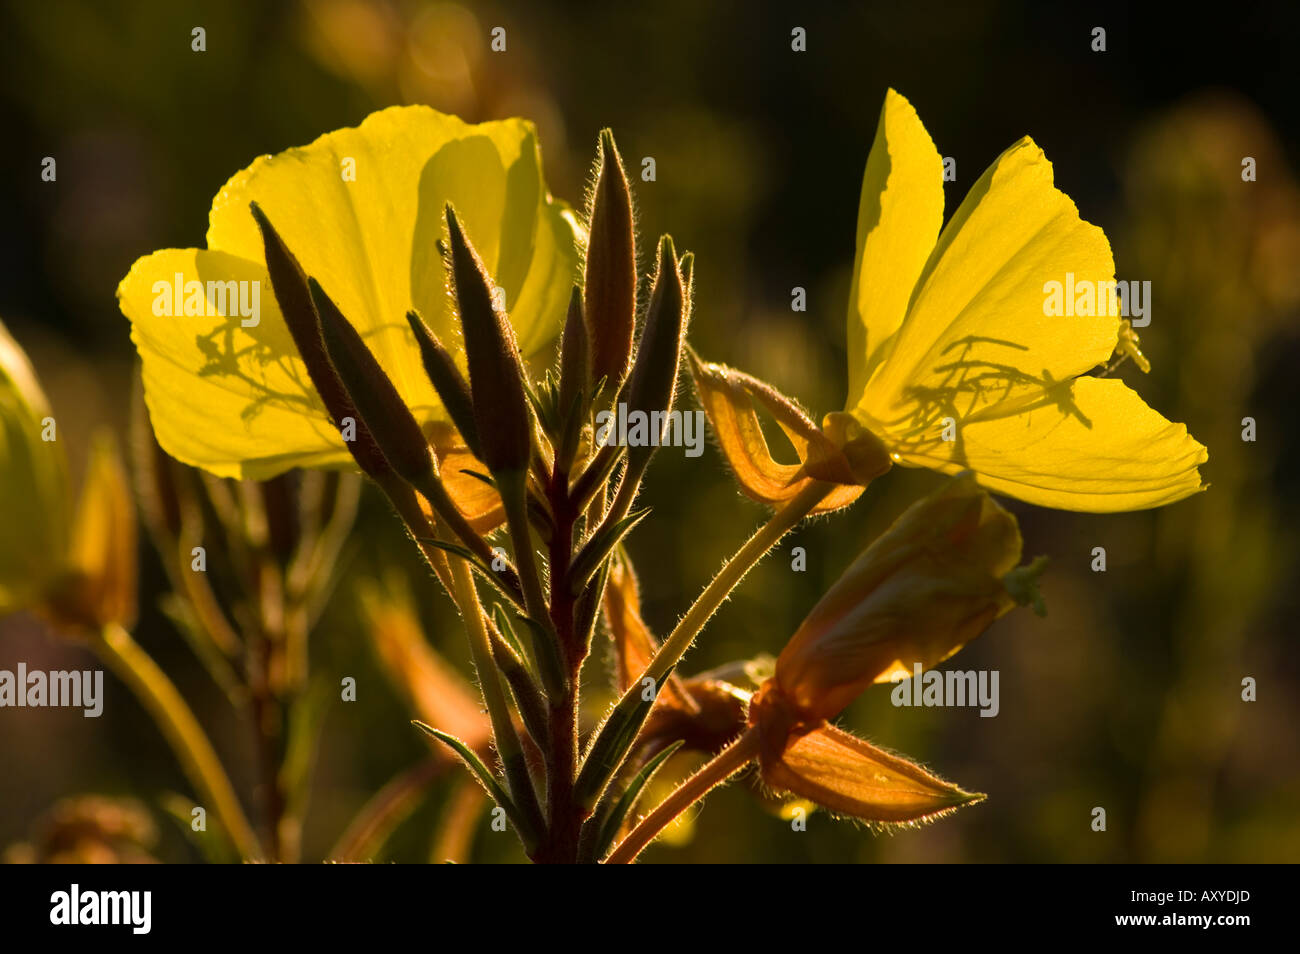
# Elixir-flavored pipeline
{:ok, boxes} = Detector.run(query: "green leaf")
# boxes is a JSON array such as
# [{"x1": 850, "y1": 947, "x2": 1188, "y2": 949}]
[
  {"x1": 412, "y1": 721, "x2": 538, "y2": 853},
  {"x1": 158, "y1": 791, "x2": 237, "y2": 864},
  {"x1": 568, "y1": 508, "x2": 651, "y2": 596},
  {"x1": 487, "y1": 608, "x2": 550, "y2": 742},
  {"x1": 509, "y1": 611, "x2": 569, "y2": 700},
  {"x1": 573, "y1": 662, "x2": 677, "y2": 811},
  {"x1": 416, "y1": 536, "x2": 523, "y2": 608},
  {"x1": 582, "y1": 740, "x2": 684, "y2": 863}
]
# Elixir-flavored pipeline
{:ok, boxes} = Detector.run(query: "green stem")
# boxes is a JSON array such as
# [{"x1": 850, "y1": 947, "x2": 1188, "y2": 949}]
[
  {"x1": 499, "y1": 470, "x2": 554, "y2": 638},
  {"x1": 642, "y1": 480, "x2": 833, "y2": 685},
  {"x1": 446, "y1": 549, "x2": 544, "y2": 844},
  {"x1": 94, "y1": 622, "x2": 261, "y2": 861},
  {"x1": 537, "y1": 463, "x2": 582, "y2": 863}
]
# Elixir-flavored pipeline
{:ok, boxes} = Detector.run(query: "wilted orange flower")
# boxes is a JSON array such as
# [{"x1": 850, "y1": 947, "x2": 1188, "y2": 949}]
[{"x1": 746, "y1": 472, "x2": 1043, "y2": 823}]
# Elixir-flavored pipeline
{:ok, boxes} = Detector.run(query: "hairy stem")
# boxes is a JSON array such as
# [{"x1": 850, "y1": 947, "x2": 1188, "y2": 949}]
[
  {"x1": 536, "y1": 461, "x2": 583, "y2": 862},
  {"x1": 606, "y1": 727, "x2": 759, "y2": 864},
  {"x1": 642, "y1": 480, "x2": 833, "y2": 685}
]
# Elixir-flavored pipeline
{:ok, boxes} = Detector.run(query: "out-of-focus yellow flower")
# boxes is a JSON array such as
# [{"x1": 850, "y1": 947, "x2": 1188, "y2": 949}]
[
  {"x1": 54, "y1": 436, "x2": 137, "y2": 630},
  {"x1": 357, "y1": 574, "x2": 490, "y2": 753},
  {"x1": 0, "y1": 318, "x2": 136, "y2": 630},
  {"x1": 0, "y1": 318, "x2": 69, "y2": 613},
  {"x1": 844, "y1": 90, "x2": 1206, "y2": 512},
  {"x1": 118, "y1": 107, "x2": 581, "y2": 480}
]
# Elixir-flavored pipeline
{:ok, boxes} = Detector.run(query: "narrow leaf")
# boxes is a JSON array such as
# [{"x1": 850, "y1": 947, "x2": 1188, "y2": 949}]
[
  {"x1": 574, "y1": 662, "x2": 678, "y2": 811},
  {"x1": 568, "y1": 507, "x2": 651, "y2": 596},
  {"x1": 592, "y1": 740, "x2": 685, "y2": 862},
  {"x1": 412, "y1": 722, "x2": 539, "y2": 851}
]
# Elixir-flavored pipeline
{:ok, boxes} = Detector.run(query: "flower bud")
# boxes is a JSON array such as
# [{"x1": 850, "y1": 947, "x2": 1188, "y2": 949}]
[
  {"x1": 249, "y1": 202, "x2": 390, "y2": 479},
  {"x1": 0, "y1": 318, "x2": 70, "y2": 613},
  {"x1": 618, "y1": 236, "x2": 685, "y2": 485},
  {"x1": 50, "y1": 435, "x2": 137, "y2": 630},
  {"x1": 406, "y1": 309, "x2": 482, "y2": 461},
  {"x1": 583, "y1": 129, "x2": 637, "y2": 389},
  {"x1": 444, "y1": 205, "x2": 533, "y2": 475},
  {"x1": 309, "y1": 277, "x2": 435, "y2": 486},
  {"x1": 768, "y1": 472, "x2": 1042, "y2": 724},
  {"x1": 557, "y1": 286, "x2": 588, "y2": 417}
]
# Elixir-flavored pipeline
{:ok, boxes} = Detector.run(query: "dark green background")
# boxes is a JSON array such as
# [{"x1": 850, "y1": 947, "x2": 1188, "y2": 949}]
[{"x1": 1, "y1": 0, "x2": 1297, "y2": 862}]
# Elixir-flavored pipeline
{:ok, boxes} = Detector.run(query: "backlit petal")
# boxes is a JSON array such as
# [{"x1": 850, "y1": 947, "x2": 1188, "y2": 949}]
[
  {"x1": 858, "y1": 137, "x2": 1117, "y2": 442},
  {"x1": 120, "y1": 107, "x2": 579, "y2": 478},
  {"x1": 845, "y1": 89, "x2": 945, "y2": 407},
  {"x1": 890, "y1": 375, "x2": 1208, "y2": 512},
  {"x1": 119, "y1": 249, "x2": 346, "y2": 478}
]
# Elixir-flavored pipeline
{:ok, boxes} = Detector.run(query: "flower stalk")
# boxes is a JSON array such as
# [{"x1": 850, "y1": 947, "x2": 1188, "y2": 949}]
[{"x1": 93, "y1": 623, "x2": 260, "y2": 861}]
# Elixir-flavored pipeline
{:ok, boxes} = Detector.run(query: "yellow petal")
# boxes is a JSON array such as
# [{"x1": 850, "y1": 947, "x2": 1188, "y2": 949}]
[
  {"x1": 208, "y1": 107, "x2": 574, "y2": 380},
  {"x1": 858, "y1": 136, "x2": 1118, "y2": 440},
  {"x1": 119, "y1": 249, "x2": 349, "y2": 478},
  {"x1": 885, "y1": 375, "x2": 1208, "y2": 512},
  {"x1": 845, "y1": 89, "x2": 945, "y2": 407},
  {"x1": 760, "y1": 722, "x2": 982, "y2": 824},
  {"x1": 119, "y1": 107, "x2": 579, "y2": 479}
]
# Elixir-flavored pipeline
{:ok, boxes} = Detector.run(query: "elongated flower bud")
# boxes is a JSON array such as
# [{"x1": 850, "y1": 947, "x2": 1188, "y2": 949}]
[
  {"x1": 622, "y1": 236, "x2": 685, "y2": 461},
  {"x1": 406, "y1": 309, "x2": 481, "y2": 460},
  {"x1": 584, "y1": 129, "x2": 637, "y2": 388},
  {"x1": 444, "y1": 205, "x2": 532, "y2": 474},
  {"x1": 309, "y1": 278, "x2": 435, "y2": 487},
  {"x1": 249, "y1": 203, "x2": 389, "y2": 479},
  {"x1": 557, "y1": 286, "x2": 588, "y2": 416},
  {"x1": 767, "y1": 472, "x2": 1043, "y2": 725}
]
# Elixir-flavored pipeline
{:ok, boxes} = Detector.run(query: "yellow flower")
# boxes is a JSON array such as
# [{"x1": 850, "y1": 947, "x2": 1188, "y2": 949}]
[
  {"x1": 0, "y1": 318, "x2": 69, "y2": 612},
  {"x1": 844, "y1": 90, "x2": 1207, "y2": 512},
  {"x1": 118, "y1": 107, "x2": 581, "y2": 480},
  {"x1": 0, "y1": 319, "x2": 135, "y2": 628}
]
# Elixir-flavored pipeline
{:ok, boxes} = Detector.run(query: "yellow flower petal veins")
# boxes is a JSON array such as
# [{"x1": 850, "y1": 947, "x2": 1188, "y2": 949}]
[
  {"x1": 846, "y1": 92, "x2": 1207, "y2": 512},
  {"x1": 118, "y1": 106, "x2": 580, "y2": 479}
]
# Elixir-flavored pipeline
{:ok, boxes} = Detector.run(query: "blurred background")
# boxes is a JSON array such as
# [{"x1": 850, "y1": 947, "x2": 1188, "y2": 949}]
[{"x1": 1, "y1": 0, "x2": 1297, "y2": 862}]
